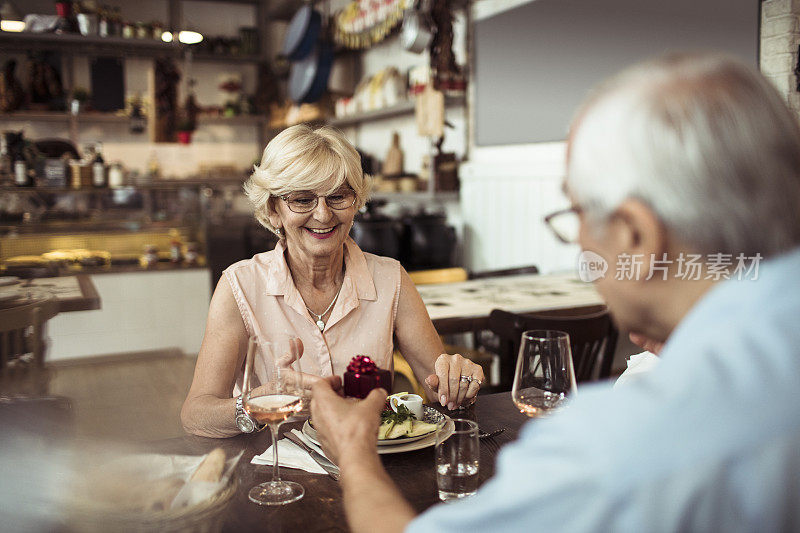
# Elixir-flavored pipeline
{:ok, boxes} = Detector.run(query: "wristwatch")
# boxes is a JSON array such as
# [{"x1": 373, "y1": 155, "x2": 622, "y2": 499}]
[{"x1": 235, "y1": 395, "x2": 263, "y2": 433}]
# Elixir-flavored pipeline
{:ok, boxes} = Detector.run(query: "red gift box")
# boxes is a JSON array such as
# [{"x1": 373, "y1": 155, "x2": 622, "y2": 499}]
[{"x1": 343, "y1": 355, "x2": 392, "y2": 399}]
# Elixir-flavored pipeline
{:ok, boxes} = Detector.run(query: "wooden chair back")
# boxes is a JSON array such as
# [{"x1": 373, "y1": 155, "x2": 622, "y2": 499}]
[
  {"x1": 469, "y1": 265, "x2": 539, "y2": 279},
  {"x1": 487, "y1": 307, "x2": 618, "y2": 391},
  {"x1": 0, "y1": 298, "x2": 58, "y2": 395},
  {"x1": 408, "y1": 267, "x2": 468, "y2": 285}
]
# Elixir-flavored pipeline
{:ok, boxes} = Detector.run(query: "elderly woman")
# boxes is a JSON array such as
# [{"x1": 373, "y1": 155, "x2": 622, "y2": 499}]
[{"x1": 181, "y1": 125, "x2": 484, "y2": 438}]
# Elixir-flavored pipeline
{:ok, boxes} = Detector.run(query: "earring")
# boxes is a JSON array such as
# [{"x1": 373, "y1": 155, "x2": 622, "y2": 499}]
[{"x1": 275, "y1": 227, "x2": 283, "y2": 237}]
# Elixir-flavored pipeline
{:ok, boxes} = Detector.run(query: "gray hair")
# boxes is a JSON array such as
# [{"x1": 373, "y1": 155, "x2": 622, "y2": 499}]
[
  {"x1": 244, "y1": 125, "x2": 372, "y2": 235},
  {"x1": 567, "y1": 52, "x2": 800, "y2": 258}
]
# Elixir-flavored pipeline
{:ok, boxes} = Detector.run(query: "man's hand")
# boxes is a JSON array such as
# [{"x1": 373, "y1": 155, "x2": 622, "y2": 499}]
[
  {"x1": 424, "y1": 353, "x2": 485, "y2": 410},
  {"x1": 275, "y1": 339, "x2": 344, "y2": 394},
  {"x1": 310, "y1": 378, "x2": 387, "y2": 465},
  {"x1": 629, "y1": 332, "x2": 665, "y2": 355}
]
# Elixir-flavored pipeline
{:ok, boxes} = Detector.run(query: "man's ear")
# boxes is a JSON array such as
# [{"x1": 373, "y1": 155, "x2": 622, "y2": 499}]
[{"x1": 610, "y1": 199, "x2": 668, "y2": 271}]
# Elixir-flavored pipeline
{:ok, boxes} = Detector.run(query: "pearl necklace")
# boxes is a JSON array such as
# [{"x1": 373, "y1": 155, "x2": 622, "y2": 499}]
[{"x1": 305, "y1": 282, "x2": 344, "y2": 332}]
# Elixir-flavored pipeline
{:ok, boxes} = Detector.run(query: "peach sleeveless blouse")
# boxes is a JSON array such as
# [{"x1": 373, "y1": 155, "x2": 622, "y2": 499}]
[{"x1": 224, "y1": 237, "x2": 401, "y2": 395}]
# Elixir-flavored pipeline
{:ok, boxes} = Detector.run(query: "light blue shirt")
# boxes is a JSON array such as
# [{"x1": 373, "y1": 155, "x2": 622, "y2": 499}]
[{"x1": 408, "y1": 248, "x2": 800, "y2": 533}]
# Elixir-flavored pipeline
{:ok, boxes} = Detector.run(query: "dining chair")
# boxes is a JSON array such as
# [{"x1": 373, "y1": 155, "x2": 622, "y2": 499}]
[
  {"x1": 0, "y1": 297, "x2": 59, "y2": 396},
  {"x1": 408, "y1": 267, "x2": 468, "y2": 285},
  {"x1": 485, "y1": 306, "x2": 618, "y2": 393}
]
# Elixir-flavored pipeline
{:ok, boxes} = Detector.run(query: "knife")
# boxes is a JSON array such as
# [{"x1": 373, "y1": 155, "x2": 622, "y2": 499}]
[{"x1": 284, "y1": 432, "x2": 341, "y2": 481}]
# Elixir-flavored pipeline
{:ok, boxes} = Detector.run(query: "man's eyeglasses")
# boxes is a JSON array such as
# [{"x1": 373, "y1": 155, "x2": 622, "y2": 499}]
[
  {"x1": 544, "y1": 206, "x2": 581, "y2": 244},
  {"x1": 278, "y1": 188, "x2": 357, "y2": 214}
]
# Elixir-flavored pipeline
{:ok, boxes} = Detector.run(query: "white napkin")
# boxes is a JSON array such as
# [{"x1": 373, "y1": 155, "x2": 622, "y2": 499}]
[
  {"x1": 250, "y1": 430, "x2": 332, "y2": 475},
  {"x1": 614, "y1": 351, "x2": 660, "y2": 388}
]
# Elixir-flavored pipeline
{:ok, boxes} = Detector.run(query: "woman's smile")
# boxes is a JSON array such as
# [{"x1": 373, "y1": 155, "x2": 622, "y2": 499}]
[{"x1": 304, "y1": 225, "x2": 339, "y2": 239}]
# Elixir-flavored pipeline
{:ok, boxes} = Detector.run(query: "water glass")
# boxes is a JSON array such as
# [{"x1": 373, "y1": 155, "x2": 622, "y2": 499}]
[
  {"x1": 435, "y1": 419, "x2": 479, "y2": 501},
  {"x1": 512, "y1": 329, "x2": 577, "y2": 417}
]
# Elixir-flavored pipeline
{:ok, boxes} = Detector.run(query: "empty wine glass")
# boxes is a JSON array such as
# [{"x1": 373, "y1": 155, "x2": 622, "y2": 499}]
[
  {"x1": 512, "y1": 330, "x2": 577, "y2": 418},
  {"x1": 242, "y1": 336, "x2": 305, "y2": 506}
]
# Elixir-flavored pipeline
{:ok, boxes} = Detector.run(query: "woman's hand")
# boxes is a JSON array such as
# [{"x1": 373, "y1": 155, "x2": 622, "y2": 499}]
[{"x1": 424, "y1": 353, "x2": 485, "y2": 410}]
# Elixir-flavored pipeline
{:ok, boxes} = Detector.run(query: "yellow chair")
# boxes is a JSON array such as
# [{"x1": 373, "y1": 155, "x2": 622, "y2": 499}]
[
  {"x1": 393, "y1": 268, "x2": 469, "y2": 400},
  {"x1": 408, "y1": 267, "x2": 468, "y2": 285}
]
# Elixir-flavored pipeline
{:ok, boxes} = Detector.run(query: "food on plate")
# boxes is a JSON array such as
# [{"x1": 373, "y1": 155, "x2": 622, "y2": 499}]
[
  {"x1": 190, "y1": 447, "x2": 226, "y2": 483},
  {"x1": 343, "y1": 355, "x2": 392, "y2": 398},
  {"x1": 378, "y1": 403, "x2": 438, "y2": 440}
]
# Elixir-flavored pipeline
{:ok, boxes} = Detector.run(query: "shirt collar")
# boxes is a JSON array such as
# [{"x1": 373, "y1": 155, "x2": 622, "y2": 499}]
[{"x1": 263, "y1": 237, "x2": 377, "y2": 302}]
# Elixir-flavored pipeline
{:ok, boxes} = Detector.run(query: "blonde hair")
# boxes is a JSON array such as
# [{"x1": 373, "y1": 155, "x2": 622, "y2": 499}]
[{"x1": 244, "y1": 125, "x2": 372, "y2": 234}]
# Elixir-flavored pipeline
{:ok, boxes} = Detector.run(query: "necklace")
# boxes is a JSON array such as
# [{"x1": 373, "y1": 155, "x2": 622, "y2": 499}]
[{"x1": 305, "y1": 282, "x2": 344, "y2": 332}]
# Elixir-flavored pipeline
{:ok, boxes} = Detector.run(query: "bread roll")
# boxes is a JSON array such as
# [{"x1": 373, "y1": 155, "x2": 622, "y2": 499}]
[{"x1": 190, "y1": 448, "x2": 226, "y2": 483}]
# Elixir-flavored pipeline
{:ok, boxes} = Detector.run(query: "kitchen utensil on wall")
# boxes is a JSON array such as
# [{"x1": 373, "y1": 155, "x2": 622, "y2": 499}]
[
  {"x1": 288, "y1": 41, "x2": 334, "y2": 104},
  {"x1": 415, "y1": 83, "x2": 444, "y2": 137},
  {"x1": 400, "y1": 0, "x2": 433, "y2": 54},
  {"x1": 283, "y1": 5, "x2": 322, "y2": 60},
  {"x1": 382, "y1": 132, "x2": 404, "y2": 177}
]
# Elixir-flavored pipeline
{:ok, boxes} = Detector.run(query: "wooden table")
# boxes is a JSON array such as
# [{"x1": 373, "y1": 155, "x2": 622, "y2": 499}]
[
  {"x1": 152, "y1": 392, "x2": 529, "y2": 532},
  {"x1": 419, "y1": 273, "x2": 605, "y2": 334},
  {"x1": 22, "y1": 275, "x2": 100, "y2": 313}
]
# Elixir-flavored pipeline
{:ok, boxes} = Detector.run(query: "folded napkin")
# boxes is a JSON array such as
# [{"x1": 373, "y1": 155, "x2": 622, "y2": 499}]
[
  {"x1": 613, "y1": 351, "x2": 660, "y2": 389},
  {"x1": 250, "y1": 430, "x2": 333, "y2": 475}
]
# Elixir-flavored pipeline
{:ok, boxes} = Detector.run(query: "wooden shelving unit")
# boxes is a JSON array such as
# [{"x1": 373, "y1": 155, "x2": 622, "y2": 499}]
[
  {"x1": 328, "y1": 96, "x2": 465, "y2": 129},
  {"x1": 0, "y1": 32, "x2": 182, "y2": 57}
]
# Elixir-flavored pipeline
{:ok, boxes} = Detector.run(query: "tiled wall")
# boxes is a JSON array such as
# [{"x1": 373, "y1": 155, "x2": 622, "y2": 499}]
[
  {"x1": 761, "y1": 0, "x2": 800, "y2": 113},
  {"x1": 47, "y1": 269, "x2": 212, "y2": 361}
]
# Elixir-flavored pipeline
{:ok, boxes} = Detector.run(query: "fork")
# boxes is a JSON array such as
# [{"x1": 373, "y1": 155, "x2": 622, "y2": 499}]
[{"x1": 478, "y1": 428, "x2": 506, "y2": 440}]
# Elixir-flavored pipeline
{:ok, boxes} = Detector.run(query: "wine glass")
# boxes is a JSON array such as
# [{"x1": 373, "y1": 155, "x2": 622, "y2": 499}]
[
  {"x1": 511, "y1": 330, "x2": 577, "y2": 418},
  {"x1": 242, "y1": 336, "x2": 305, "y2": 506}
]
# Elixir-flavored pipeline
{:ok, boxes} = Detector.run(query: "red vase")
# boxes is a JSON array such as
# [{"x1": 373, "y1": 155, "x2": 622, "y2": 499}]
[{"x1": 177, "y1": 131, "x2": 192, "y2": 144}]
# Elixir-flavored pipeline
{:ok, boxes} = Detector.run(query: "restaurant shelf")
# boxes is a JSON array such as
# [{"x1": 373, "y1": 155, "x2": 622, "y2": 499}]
[
  {"x1": 0, "y1": 111, "x2": 131, "y2": 124},
  {"x1": 328, "y1": 95, "x2": 465, "y2": 128},
  {"x1": 369, "y1": 191, "x2": 459, "y2": 202},
  {"x1": 197, "y1": 115, "x2": 267, "y2": 126},
  {"x1": 190, "y1": 53, "x2": 265, "y2": 64},
  {"x1": 0, "y1": 32, "x2": 183, "y2": 57}
]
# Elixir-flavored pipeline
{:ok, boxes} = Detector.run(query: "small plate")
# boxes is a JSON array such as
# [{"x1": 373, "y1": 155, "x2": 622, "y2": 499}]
[
  {"x1": 376, "y1": 406, "x2": 446, "y2": 446},
  {"x1": 303, "y1": 407, "x2": 454, "y2": 455}
]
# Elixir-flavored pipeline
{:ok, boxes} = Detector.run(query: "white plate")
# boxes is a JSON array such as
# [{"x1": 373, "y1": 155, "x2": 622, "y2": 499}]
[{"x1": 303, "y1": 408, "x2": 454, "y2": 455}]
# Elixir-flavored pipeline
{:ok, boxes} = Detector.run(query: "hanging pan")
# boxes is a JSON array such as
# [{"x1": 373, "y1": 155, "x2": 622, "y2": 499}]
[
  {"x1": 282, "y1": 5, "x2": 322, "y2": 60},
  {"x1": 289, "y1": 40, "x2": 334, "y2": 104}
]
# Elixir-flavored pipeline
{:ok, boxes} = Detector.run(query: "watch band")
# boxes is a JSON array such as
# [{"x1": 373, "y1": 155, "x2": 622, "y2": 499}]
[{"x1": 236, "y1": 395, "x2": 264, "y2": 433}]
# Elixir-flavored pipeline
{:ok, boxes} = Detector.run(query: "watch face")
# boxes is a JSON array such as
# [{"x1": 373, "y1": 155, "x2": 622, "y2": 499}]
[{"x1": 237, "y1": 414, "x2": 256, "y2": 433}]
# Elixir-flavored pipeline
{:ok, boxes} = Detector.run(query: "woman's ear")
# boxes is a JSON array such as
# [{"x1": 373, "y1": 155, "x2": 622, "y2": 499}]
[{"x1": 266, "y1": 197, "x2": 281, "y2": 229}]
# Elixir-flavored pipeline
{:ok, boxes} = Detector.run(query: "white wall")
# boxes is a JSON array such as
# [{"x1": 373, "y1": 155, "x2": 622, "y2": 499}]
[{"x1": 47, "y1": 270, "x2": 212, "y2": 361}]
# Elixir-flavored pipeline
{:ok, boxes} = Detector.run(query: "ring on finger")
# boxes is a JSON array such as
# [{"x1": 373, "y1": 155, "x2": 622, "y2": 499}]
[{"x1": 460, "y1": 375, "x2": 472, "y2": 383}]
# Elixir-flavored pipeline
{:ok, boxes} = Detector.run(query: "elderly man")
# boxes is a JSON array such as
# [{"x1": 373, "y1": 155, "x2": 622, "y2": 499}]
[{"x1": 311, "y1": 53, "x2": 800, "y2": 532}]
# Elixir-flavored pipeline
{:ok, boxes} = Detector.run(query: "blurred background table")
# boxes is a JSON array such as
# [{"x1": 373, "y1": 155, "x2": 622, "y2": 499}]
[{"x1": 419, "y1": 273, "x2": 604, "y2": 335}]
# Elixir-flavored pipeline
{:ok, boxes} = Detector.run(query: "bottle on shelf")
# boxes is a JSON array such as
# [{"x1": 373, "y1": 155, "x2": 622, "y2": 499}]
[
  {"x1": 129, "y1": 94, "x2": 147, "y2": 134},
  {"x1": 0, "y1": 135, "x2": 12, "y2": 184},
  {"x1": 13, "y1": 152, "x2": 31, "y2": 187},
  {"x1": 108, "y1": 161, "x2": 124, "y2": 189},
  {"x1": 92, "y1": 142, "x2": 107, "y2": 188}
]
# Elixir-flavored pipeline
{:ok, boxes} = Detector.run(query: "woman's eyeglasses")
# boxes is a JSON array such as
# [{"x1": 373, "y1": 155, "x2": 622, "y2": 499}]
[
  {"x1": 278, "y1": 189, "x2": 357, "y2": 214},
  {"x1": 543, "y1": 206, "x2": 581, "y2": 244}
]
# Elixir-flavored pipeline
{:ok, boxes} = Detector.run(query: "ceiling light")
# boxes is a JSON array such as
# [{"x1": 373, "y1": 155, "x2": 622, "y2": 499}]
[
  {"x1": 178, "y1": 30, "x2": 203, "y2": 45},
  {"x1": 161, "y1": 30, "x2": 173, "y2": 42}
]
